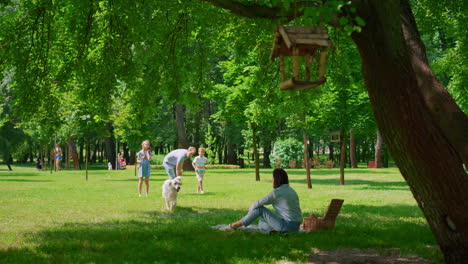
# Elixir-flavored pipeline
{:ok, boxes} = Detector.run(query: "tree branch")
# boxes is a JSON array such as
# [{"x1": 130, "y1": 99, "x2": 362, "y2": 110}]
[{"x1": 197, "y1": 0, "x2": 320, "y2": 20}]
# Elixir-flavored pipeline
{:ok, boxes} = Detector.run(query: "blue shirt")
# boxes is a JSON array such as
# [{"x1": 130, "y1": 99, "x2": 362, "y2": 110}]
[
  {"x1": 249, "y1": 184, "x2": 302, "y2": 223},
  {"x1": 163, "y1": 149, "x2": 188, "y2": 166}
]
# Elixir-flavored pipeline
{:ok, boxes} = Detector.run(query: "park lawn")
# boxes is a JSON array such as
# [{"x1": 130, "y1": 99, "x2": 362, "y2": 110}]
[{"x1": 0, "y1": 166, "x2": 442, "y2": 263}]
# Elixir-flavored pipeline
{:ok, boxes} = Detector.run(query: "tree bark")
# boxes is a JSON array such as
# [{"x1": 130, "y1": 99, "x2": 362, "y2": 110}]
[
  {"x1": 79, "y1": 140, "x2": 84, "y2": 166},
  {"x1": 263, "y1": 139, "x2": 272, "y2": 168},
  {"x1": 123, "y1": 142, "x2": 129, "y2": 163},
  {"x1": 251, "y1": 122, "x2": 260, "y2": 181},
  {"x1": 104, "y1": 122, "x2": 116, "y2": 170},
  {"x1": 350, "y1": 130, "x2": 357, "y2": 168},
  {"x1": 226, "y1": 143, "x2": 237, "y2": 164},
  {"x1": 67, "y1": 138, "x2": 80, "y2": 170},
  {"x1": 303, "y1": 128, "x2": 312, "y2": 189},
  {"x1": 328, "y1": 143, "x2": 334, "y2": 162},
  {"x1": 374, "y1": 130, "x2": 383, "y2": 168},
  {"x1": 175, "y1": 103, "x2": 193, "y2": 171},
  {"x1": 339, "y1": 129, "x2": 346, "y2": 185},
  {"x1": 352, "y1": 1, "x2": 468, "y2": 261},
  {"x1": 129, "y1": 150, "x2": 136, "y2": 165}
]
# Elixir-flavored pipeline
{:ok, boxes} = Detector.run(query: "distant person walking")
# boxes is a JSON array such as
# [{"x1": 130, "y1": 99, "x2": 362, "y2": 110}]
[
  {"x1": 162, "y1": 147, "x2": 196, "y2": 179},
  {"x1": 54, "y1": 144, "x2": 62, "y2": 172},
  {"x1": 137, "y1": 140, "x2": 152, "y2": 197}
]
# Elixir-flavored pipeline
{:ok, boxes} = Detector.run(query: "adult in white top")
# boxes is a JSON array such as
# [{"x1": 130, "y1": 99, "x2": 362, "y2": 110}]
[{"x1": 162, "y1": 147, "x2": 197, "y2": 179}]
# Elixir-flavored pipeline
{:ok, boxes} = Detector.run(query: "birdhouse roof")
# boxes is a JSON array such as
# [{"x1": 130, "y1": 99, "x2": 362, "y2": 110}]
[{"x1": 270, "y1": 25, "x2": 332, "y2": 59}]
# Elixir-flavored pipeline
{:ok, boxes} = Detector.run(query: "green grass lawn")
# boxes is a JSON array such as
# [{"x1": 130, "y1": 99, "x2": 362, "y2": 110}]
[{"x1": 0, "y1": 166, "x2": 442, "y2": 263}]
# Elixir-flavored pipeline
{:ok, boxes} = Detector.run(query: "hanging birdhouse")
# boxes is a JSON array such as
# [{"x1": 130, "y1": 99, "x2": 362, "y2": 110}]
[
  {"x1": 329, "y1": 130, "x2": 341, "y2": 143},
  {"x1": 270, "y1": 25, "x2": 332, "y2": 91}
]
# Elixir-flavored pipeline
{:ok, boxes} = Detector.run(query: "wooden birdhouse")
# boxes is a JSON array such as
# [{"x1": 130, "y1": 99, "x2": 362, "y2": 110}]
[
  {"x1": 329, "y1": 130, "x2": 341, "y2": 143},
  {"x1": 270, "y1": 25, "x2": 332, "y2": 91}
]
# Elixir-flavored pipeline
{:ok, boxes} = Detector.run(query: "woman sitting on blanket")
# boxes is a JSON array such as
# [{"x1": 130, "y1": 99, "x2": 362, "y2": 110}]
[{"x1": 230, "y1": 168, "x2": 302, "y2": 233}]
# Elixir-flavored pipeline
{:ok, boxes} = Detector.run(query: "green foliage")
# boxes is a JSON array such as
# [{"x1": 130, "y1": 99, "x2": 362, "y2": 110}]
[
  {"x1": 269, "y1": 138, "x2": 304, "y2": 168},
  {"x1": 412, "y1": 0, "x2": 468, "y2": 113}
]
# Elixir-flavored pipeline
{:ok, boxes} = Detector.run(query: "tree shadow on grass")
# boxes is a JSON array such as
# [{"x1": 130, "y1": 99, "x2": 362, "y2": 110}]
[
  {"x1": 103, "y1": 178, "x2": 166, "y2": 182},
  {"x1": 0, "y1": 205, "x2": 442, "y2": 263},
  {"x1": 286, "y1": 169, "x2": 395, "y2": 176},
  {"x1": 289, "y1": 178, "x2": 409, "y2": 190},
  {"x1": 0, "y1": 179, "x2": 52, "y2": 182},
  {"x1": 0, "y1": 172, "x2": 44, "y2": 177}
]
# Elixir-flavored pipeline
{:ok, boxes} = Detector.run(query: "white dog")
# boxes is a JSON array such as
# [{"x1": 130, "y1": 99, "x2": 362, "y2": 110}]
[{"x1": 162, "y1": 176, "x2": 182, "y2": 210}]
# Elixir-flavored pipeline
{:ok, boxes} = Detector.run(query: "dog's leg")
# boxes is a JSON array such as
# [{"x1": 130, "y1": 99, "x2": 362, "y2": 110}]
[{"x1": 165, "y1": 199, "x2": 170, "y2": 210}]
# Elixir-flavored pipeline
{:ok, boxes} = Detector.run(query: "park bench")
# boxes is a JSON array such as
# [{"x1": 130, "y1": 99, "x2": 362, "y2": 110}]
[{"x1": 302, "y1": 199, "x2": 344, "y2": 231}]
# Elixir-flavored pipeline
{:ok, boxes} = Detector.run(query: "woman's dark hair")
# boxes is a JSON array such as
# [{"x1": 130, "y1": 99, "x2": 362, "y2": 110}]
[{"x1": 273, "y1": 168, "x2": 289, "y2": 188}]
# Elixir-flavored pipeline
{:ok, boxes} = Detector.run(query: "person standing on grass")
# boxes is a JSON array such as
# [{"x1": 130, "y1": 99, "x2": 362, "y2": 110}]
[
  {"x1": 162, "y1": 147, "x2": 196, "y2": 179},
  {"x1": 54, "y1": 144, "x2": 62, "y2": 172},
  {"x1": 137, "y1": 140, "x2": 152, "y2": 197},
  {"x1": 229, "y1": 168, "x2": 302, "y2": 233},
  {"x1": 192, "y1": 147, "x2": 208, "y2": 194}
]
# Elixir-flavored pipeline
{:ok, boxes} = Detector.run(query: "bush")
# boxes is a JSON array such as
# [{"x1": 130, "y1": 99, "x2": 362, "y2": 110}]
[
  {"x1": 150, "y1": 154, "x2": 165, "y2": 165},
  {"x1": 269, "y1": 138, "x2": 304, "y2": 168}
]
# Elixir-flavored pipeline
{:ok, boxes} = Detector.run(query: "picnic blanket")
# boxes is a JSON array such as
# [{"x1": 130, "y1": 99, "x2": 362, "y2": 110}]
[{"x1": 210, "y1": 224, "x2": 307, "y2": 233}]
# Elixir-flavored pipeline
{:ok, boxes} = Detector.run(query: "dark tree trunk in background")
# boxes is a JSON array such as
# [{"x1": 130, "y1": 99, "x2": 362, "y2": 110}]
[
  {"x1": 339, "y1": 129, "x2": 346, "y2": 185},
  {"x1": 263, "y1": 139, "x2": 272, "y2": 168},
  {"x1": 68, "y1": 138, "x2": 80, "y2": 170},
  {"x1": 251, "y1": 122, "x2": 260, "y2": 181},
  {"x1": 79, "y1": 141, "x2": 84, "y2": 166},
  {"x1": 91, "y1": 140, "x2": 97, "y2": 163},
  {"x1": 374, "y1": 130, "x2": 383, "y2": 168},
  {"x1": 350, "y1": 131, "x2": 357, "y2": 168},
  {"x1": 218, "y1": 142, "x2": 223, "y2": 164},
  {"x1": 123, "y1": 142, "x2": 129, "y2": 162},
  {"x1": 303, "y1": 127, "x2": 312, "y2": 189},
  {"x1": 238, "y1": 147, "x2": 244, "y2": 168},
  {"x1": 129, "y1": 150, "x2": 136, "y2": 165},
  {"x1": 383, "y1": 143, "x2": 389, "y2": 168},
  {"x1": 6, "y1": 154, "x2": 12, "y2": 171},
  {"x1": 352, "y1": 1, "x2": 468, "y2": 261},
  {"x1": 361, "y1": 139, "x2": 367, "y2": 163},
  {"x1": 329, "y1": 144, "x2": 334, "y2": 162},
  {"x1": 175, "y1": 103, "x2": 193, "y2": 171},
  {"x1": 226, "y1": 144, "x2": 237, "y2": 164},
  {"x1": 223, "y1": 143, "x2": 228, "y2": 164},
  {"x1": 104, "y1": 122, "x2": 116, "y2": 169}
]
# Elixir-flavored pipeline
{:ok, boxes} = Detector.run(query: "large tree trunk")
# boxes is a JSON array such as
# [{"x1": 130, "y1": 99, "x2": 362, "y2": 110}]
[
  {"x1": 251, "y1": 122, "x2": 260, "y2": 181},
  {"x1": 374, "y1": 130, "x2": 383, "y2": 168},
  {"x1": 67, "y1": 138, "x2": 80, "y2": 170},
  {"x1": 104, "y1": 122, "x2": 116, "y2": 170},
  {"x1": 350, "y1": 130, "x2": 357, "y2": 168},
  {"x1": 352, "y1": 1, "x2": 468, "y2": 262},
  {"x1": 175, "y1": 103, "x2": 193, "y2": 171}
]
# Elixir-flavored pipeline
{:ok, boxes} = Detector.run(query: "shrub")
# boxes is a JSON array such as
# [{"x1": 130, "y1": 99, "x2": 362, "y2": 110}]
[{"x1": 269, "y1": 138, "x2": 304, "y2": 168}]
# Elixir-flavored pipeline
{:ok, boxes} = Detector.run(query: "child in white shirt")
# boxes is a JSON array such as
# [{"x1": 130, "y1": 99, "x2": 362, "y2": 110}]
[{"x1": 192, "y1": 147, "x2": 207, "y2": 194}]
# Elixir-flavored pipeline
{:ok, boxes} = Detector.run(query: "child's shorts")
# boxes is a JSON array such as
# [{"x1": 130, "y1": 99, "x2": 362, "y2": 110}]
[{"x1": 196, "y1": 170, "x2": 205, "y2": 181}]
